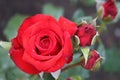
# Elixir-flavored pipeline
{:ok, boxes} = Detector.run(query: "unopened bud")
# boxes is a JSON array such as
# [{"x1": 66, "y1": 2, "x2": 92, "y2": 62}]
[{"x1": 80, "y1": 50, "x2": 102, "y2": 71}]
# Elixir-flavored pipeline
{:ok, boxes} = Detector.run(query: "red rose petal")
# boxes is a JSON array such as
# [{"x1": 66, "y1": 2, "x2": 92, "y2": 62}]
[
  {"x1": 10, "y1": 48, "x2": 40, "y2": 74},
  {"x1": 47, "y1": 55, "x2": 66, "y2": 72},
  {"x1": 62, "y1": 32, "x2": 73, "y2": 63},
  {"x1": 18, "y1": 14, "x2": 58, "y2": 43},
  {"x1": 103, "y1": 0, "x2": 117, "y2": 20},
  {"x1": 59, "y1": 16, "x2": 77, "y2": 37},
  {"x1": 9, "y1": 38, "x2": 40, "y2": 74},
  {"x1": 23, "y1": 51, "x2": 63, "y2": 72}
]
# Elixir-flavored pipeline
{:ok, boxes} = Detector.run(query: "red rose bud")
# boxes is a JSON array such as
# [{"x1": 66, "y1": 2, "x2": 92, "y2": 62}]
[
  {"x1": 98, "y1": 0, "x2": 117, "y2": 21},
  {"x1": 80, "y1": 50, "x2": 102, "y2": 71},
  {"x1": 67, "y1": 76, "x2": 83, "y2": 80},
  {"x1": 9, "y1": 14, "x2": 76, "y2": 74},
  {"x1": 67, "y1": 78, "x2": 73, "y2": 80},
  {"x1": 76, "y1": 23, "x2": 97, "y2": 47}
]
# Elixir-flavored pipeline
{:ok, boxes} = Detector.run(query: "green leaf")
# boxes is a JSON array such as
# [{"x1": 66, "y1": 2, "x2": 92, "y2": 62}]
[
  {"x1": 0, "y1": 41, "x2": 11, "y2": 51},
  {"x1": 83, "y1": 0, "x2": 96, "y2": 6},
  {"x1": 72, "y1": 9, "x2": 84, "y2": 20},
  {"x1": 72, "y1": 9, "x2": 93, "y2": 24},
  {"x1": 72, "y1": 9, "x2": 85, "y2": 24},
  {"x1": 81, "y1": 16, "x2": 93, "y2": 22},
  {"x1": 0, "y1": 47, "x2": 14, "y2": 70},
  {"x1": 42, "y1": 3, "x2": 64, "y2": 19},
  {"x1": 97, "y1": 44, "x2": 106, "y2": 59},
  {"x1": 81, "y1": 47, "x2": 90, "y2": 64},
  {"x1": 5, "y1": 68, "x2": 17, "y2": 80},
  {"x1": 0, "y1": 47, "x2": 28, "y2": 80},
  {"x1": 4, "y1": 14, "x2": 28, "y2": 40},
  {"x1": 103, "y1": 48, "x2": 120, "y2": 73},
  {"x1": 4, "y1": 67, "x2": 29, "y2": 80},
  {"x1": 73, "y1": 16, "x2": 92, "y2": 24},
  {"x1": 60, "y1": 66, "x2": 89, "y2": 80}
]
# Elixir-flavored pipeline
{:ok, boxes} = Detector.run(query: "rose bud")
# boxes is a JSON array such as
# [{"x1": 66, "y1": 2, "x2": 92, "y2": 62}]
[
  {"x1": 80, "y1": 50, "x2": 102, "y2": 71},
  {"x1": 67, "y1": 76, "x2": 83, "y2": 80},
  {"x1": 75, "y1": 22, "x2": 97, "y2": 47},
  {"x1": 9, "y1": 14, "x2": 77, "y2": 74},
  {"x1": 97, "y1": 0, "x2": 117, "y2": 21},
  {"x1": 67, "y1": 78, "x2": 73, "y2": 80}
]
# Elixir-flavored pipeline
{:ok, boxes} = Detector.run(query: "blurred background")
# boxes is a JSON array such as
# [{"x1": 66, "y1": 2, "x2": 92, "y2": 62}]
[{"x1": 0, "y1": 0, "x2": 120, "y2": 80}]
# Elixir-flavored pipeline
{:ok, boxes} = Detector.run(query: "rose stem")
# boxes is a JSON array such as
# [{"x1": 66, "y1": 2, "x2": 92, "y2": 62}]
[{"x1": 61, "y1": 62, "x2": 81, "y2": 72}]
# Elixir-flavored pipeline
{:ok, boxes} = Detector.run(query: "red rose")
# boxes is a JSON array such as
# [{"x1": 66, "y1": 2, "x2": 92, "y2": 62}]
[
  {"x1": 9, "y1": 14, "x2": 77, "y2": 74},
  {"x1": 76, "y1": 23, "x2": 97, "y2": 47},
  {"x1": 80, "y1": 50, "x2": 102, "y2": 71},
  {"x1": 102, "y1": 0, "x2": 117, "y2": 21}
]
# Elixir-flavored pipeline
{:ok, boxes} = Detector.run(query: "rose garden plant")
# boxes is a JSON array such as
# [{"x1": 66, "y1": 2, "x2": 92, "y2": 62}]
[{"x1": 0, "y1": 0, "x2": 120, "y2": 80}]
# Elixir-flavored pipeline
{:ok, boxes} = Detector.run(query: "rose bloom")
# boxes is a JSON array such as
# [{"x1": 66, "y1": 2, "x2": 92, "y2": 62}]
[
  {"x1": 80, "y1": 50, "x2": 102, "y2": 71},
  {"x1": 75, "y1": 23, "x2": 97, "y2": 47},
  {"x1": 9, "y1": 14, "x2": 77, "y2": 74},
  {"x1": 102, "y1": 0, "x2": 117, "y2": 21}
]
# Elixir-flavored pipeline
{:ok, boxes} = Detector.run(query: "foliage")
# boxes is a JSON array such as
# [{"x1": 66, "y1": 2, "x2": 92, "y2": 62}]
[
  {"x1": 42, "y1": 3, "x2": 64, "y2": 19},
  {"x1": 0, "y1": 47, "x2": 28, "y2": 80},
  {"x1": 103, "y1": 47, "x2": 120, "y2": 73},
  {"x1": 4, "y1": 14, "x2": 28, "y2": 41}
]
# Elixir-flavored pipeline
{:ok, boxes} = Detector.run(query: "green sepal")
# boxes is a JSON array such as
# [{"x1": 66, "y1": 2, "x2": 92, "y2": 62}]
[{"x1": 81, "y1": 47, "x2": 90, "y2": 65}]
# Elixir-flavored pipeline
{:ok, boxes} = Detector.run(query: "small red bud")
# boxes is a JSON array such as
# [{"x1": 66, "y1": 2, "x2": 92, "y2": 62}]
[
  {"x1": 67, "y1": 78, "x2": 74, "y2": 80},
  {"x1": 80, "y1": 50, "x2": 102, "y2": 71},
  {"x1": 76, "y1": 23, "x2": 97, "y2": 47},
  {"x1": 98, "y1": 0, "x2": 118, "y2": 21}
]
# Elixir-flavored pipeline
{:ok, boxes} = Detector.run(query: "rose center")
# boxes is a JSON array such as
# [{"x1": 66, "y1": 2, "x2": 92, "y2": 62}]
[{"x1": 40, "y1": 36, "x2": 50, "y2": 49}]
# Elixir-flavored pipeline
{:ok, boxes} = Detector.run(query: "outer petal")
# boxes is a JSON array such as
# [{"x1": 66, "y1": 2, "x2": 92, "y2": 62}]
[
  {"x1": 18, "y1": 14, "x2": 56, "y2": 35},
  {"x1": 62, "y1": 32, "x2": 73, "y2": 63},
  {"x1": 23, "y1": 50, "x2": 63, "y2": 72},
  {"x1": 9, "y1": 38, "x2": 40, "y2": 74},
  {"x1": 59, "y1": 16, "x2": 77, "y2": 37}
]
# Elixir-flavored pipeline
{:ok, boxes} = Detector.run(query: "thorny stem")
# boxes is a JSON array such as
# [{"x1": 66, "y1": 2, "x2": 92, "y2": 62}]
[{"x1": 61, "y1": 62, "x2": 81, "y2": 72}]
